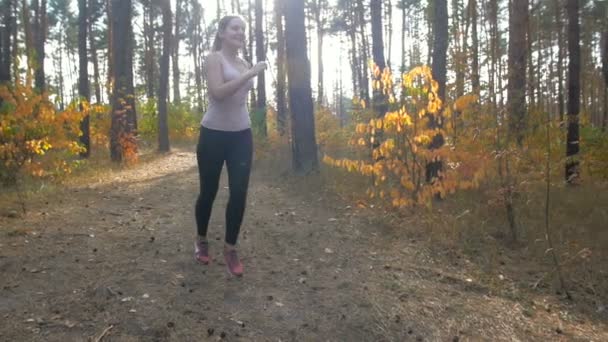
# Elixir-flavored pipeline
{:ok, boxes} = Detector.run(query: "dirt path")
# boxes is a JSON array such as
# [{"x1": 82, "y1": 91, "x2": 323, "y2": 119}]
[{"x1": 1, "y1": 150, "x2": 607, "y2": 341}]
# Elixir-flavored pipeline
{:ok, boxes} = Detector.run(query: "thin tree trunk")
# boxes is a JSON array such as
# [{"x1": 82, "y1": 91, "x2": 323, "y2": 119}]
[
  {"x1": 356, "y1": 0, "x2": 369, "y2": 104},
  {"x1": 254, "y1": 0, "x2": 267, "y2": 135},
  {"x1": 386, "y1": 0, "x2": 392, "y2": 69},
  {"x1": 0, "y1": 0, "x2": 12, "y2": 84},
  {"x1": 89, "y1": 14, "x2": 101, "y2": 103},
  {"x1": 370, "y1": 0, "x2": 386, "y2": 118},
  {"x1": 565, "y1": 0, "x2": 580, "y2": 183},
  {"x1": 144, "y1": 3, "x2": 156, "y2": 99},
  {"x1": 274, "y1": 0, "x2": 287, "y2": 135},
  {"x1": 400, "y1": 3, "x2": 406, "y2": 73},
  {"x1": 33, "y1": 0, "x2": 46, "y2": 91},
  {"x1": 172, "y1": 0, "x2": 181, "y2": 103},
  {"x1": 78, "y1": 0, "x2": 91, "y2": 157},
  {"x1": 314, "y1": 0, "x2": 324, "y2": 105},
  {"x1": 248, "y1": 0, "x2": 256, "y2": 108},
  {"x1": 106, "y1": 0, "x2": 112, "y2": 97},
  {"x1": 507, "y1": 0, "x2": 528, "y2": 145},
  {"x1": 470, "y1": 0, "x2": 479, "y2": 95},
  {"x1": 602, "y1": 29, "x2": 607, "y2": 132},
  {"x1": 555, "y1": 0, "x2": 565, "y2": 123},
  {"x1": 427, "y1": 0, "x2": 447, "y2": 183},
  {"x1": 158, "y1": 0, "x2": 171, "y2": 152},
  {"x1": 349, "y1": 1, "x2": 359, "y2": 97}
]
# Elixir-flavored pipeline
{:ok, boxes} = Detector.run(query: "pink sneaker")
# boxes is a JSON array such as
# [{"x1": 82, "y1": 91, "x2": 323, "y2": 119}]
[
  {"x1": 224, "y1": 248, "x2": 243, "y2": 276},
  {"x1": 194, "y1": 240, "x2": 210, "y2": 264}
]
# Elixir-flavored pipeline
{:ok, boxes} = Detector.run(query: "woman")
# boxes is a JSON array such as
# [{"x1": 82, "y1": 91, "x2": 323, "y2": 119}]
[{"x1": 194, "y1": 15, "x2": 266, "y2": 276}]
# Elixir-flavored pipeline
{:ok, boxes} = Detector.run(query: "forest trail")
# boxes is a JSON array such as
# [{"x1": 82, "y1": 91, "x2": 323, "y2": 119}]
[{"x1": 1, "y1": 149, "x2": 607, "y2": 342}]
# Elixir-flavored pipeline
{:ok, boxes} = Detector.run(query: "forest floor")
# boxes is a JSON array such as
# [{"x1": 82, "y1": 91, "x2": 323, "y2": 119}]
[{"x1": 1, "y1": 147, "x2": 607, "y2": 341}]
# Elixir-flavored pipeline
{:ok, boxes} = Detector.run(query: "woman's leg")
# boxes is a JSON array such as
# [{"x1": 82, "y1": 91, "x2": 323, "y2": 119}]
[
  {"x1": 195, "y1": 127, "x2": 226, "y2": 238},
  {"x1": 224, "y1": 129, "x2": 253, "y2": 246}
]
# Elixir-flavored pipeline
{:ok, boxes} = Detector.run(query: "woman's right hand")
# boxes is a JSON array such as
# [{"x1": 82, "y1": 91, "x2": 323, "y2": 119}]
[{"x1": 248, "y1": 61, "x2": 267, "y2": 77}]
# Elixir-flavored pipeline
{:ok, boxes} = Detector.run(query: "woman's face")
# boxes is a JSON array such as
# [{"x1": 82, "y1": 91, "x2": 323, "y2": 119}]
[{"x1": 220, "y1": 18, "x2": 246, "y2": 50}]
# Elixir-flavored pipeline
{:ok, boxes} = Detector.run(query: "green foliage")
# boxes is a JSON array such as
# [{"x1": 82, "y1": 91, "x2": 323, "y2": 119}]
[{"x1": 137, "y1": 99, "x2": 200, "y2": 141}]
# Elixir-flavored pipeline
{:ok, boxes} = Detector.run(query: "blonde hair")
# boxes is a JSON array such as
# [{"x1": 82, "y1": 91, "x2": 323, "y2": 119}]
[{"x1": 212, "y1": 15, "x2": 246, "y2": 51}]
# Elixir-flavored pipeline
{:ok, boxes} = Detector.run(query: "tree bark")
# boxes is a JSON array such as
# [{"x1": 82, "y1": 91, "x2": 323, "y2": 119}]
[
  {"x1": 356, "y1": 0, "x2": 370, "y2": 104},
  {"x1": 157, "y1": 0, "x2": 171, "y2": 152},
  {"x1": 255, "y1": 0, "x2": 267, "y2": 135},
  {"x1": 172, "y1": 0, "x2": 182, "y2": 103},
  {"x1": 313, "y1": 0, "x2": 324, "y2": 105},
  {"x1": 78, "y1": 0, "x2": 91, "y2": 157},
  {"x1": 88, "y1": 9, "x2": 101, "y2": 103},
  {"x1": 33, "y1": 0, "x2": 46, "y2": 92},
  {"x1": 427, "y1": 0, "x2": 448, "y2": 184},
  {"x1": 274, "y1": 0, "x2": 287, "y2": 136},
  {"x1": 470, "y1": 0, "x2": 479, "y2": 95},
  {"x1": 602, "y1": 29, "x2": 607, "y2": 132},
  {"x1": 0, "y1": 0, "x2": 12, "y2": 85},
  {"x1": 565, "y1": 0, "x2": 580, "y2": 183},
  {"x1": 110, "y1": 0, "x2": 136, "y2": 162},
  {"x1": 370, "y1": 0, "x2": 387, "y2": 118},
  {"x1": 285, "y1": 0, "x2": 318, "y2": 174},
  {"x1": 555, "y1": 0, "x2": 565, "y2": 123},
  {"x1": 507, "y1": 0, "x2": 528, "y2": 145}
]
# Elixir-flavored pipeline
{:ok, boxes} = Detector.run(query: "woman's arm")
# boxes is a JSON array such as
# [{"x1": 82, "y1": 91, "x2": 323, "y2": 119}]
[{"x1": 204, "y1": 53, "x2": 265, "y2": 101}]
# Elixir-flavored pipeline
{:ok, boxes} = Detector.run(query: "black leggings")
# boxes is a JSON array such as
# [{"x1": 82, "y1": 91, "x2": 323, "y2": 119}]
[{"x1": 195, "y1": 126, "x2": 253, "y2": 245}]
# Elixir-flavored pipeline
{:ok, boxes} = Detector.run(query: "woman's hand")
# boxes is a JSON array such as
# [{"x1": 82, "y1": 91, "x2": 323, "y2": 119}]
[{"x1": 247, "y1": 61, "x2": 267, "y2": 77}]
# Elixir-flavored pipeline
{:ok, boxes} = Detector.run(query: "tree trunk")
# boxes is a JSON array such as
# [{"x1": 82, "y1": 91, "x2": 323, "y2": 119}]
[
  {"x1": 143, "y1": 3, "x2": 157, "y2": 99},
  {"x1": 0, "y1": 0, "x2": 12, "y2": 85},
  {"x1": 248, "y1": 0, "x2": 256, "y2": 108},
  {"x1": 157, "y1": 0, "x2": 171, "y2": 152},
  {"x1": 555, "y1": 0, "x2": 564, "y2": 123},
  {"x1": 565, "y1": 0, "x2": 580, "y2": 183},
  {"x1": 454, "y1": 0, "x2": 465, "y2": 98},
  {"x1": 602, "y1": 29, "x2": 607, "y2": 132},
  {"x1": 88, "y1": 12, "x2": 101, "y2": 103},
  {"x1": 78, "y1": 0, "x2": 91, "y2": 157},
  {"x1": 427, "y1": 0, "x2": 448, "y2": 183},
  {"x1": 110, "y1": 0, "x2": 136, "y2": 162},
  {"x1": 191, "y1": 1, "x2": 203, "y2": 112},
  {"x1": 314, "y1": 0, "x2": 324, "y2": 105},
  {"x1": 33, "y1": 0, "x2": 46, "y2": 92},
  {"x1": 172, "y1": 0, "x2": 181, "y2": 103},
  {"x1": 470, "y1": 0, "x2": 479, "y2": 95},
  {"x1": 356, "y1": 0, "x2": 370, "y2": 104},
  {"x1": 370, "y1": 0, "x2": 386, "y2": 118},
  {"x1": 489, "y1": 0, "x2": 498, "y2": 110},
  {"x1": 274, "y1": 0, "x2": 287, "y2": 136},
  {"x1": 349, "y1": 1, "x2": 359, "y2": 97},
  {"x1": 216, "y1": 0, "x2": 221, "y2": 21},
  {"x1": 400, "y1": 3, "x2": 406, "y2": 73},
  {"x1": 22, "y1": 0, "x2": 33, "y2": 79},
  {"x1": 106, "y1": 0, "x2": 112, "y2": 97},
  {"x1": 507, "y1": 0, "x2": 528, "y2": 145},
  {"x1": 385, "y1": 0, "x2": 392, "y2": 69},
  {"x1": 527, "y1": 11, "x2": 535, "y2": 109},
  {"x1": 255, "y1": 0, "x2": 267, "y2": 136},
  {"x1": 432, "y1": 0, "x2": 448, "y2": 101},
  {"x1": 285, "y1": 0, "x2": 318, "y2": 174}
]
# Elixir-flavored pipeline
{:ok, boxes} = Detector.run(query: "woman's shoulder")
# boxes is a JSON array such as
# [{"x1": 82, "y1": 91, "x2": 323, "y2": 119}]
[{"x1": 204, "y1": 52, "x2": 222, "y2": 65}]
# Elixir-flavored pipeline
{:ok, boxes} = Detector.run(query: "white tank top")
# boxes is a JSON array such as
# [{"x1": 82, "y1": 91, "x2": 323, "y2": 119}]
[{"x1": 201, "y1": 53, "x2": 253, "y2": 131}]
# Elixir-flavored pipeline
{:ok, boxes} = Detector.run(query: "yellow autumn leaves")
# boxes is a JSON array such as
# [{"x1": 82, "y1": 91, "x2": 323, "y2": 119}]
[
  {"x1": 324, "y1": 63, "x2": 484, "y2": 208},
  {"x1": 0, "y1": 83, "x2": 90, "y2": 180}
]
